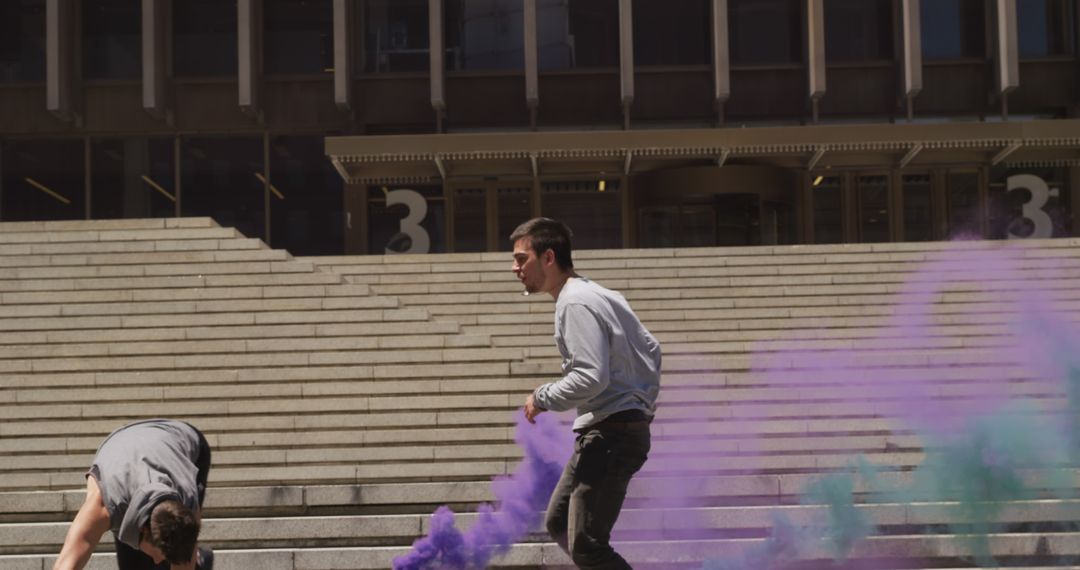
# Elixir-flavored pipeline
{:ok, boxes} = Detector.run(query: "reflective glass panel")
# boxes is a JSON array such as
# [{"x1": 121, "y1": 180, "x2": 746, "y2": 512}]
[
  {"x1": 360, "y1": 0, "x2": 429, "y2": 73},
  {"x1": 445, "y1": 0, "x2": 525, "y2": 71},
  {"x1": 541, "y1": 180, "x2": 622, "y2": 249},
  {"x1": 174, "y1": 0, "x2": 238, "y2": 77},
  {"x1": 91, "y1": 138, "x2": 175, "y2": 219},
  {"x1": 633, "y1": 0, "x2": 709, "y2": 66},
  {"x1": 83, "y1": 0, "x2": 141, "y2": 79},
  {"x1": 265, "y1": 0, "x2": 334, "y2": 74},
  {"x1": 0, "y1": 0, "x2": 46, "y2": 82},
  {"x1": 180, "y1": 137, "x2": 266, "y2": 241},
  {"x1": 269, "y1": 135, "x2": 344, "y2": 255},
  {"x1": 1, "y1": 139, "x2": 85, "y2": 221}
]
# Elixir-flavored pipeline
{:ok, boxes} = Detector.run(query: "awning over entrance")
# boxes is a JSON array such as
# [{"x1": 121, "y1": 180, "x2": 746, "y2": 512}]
[{"x1": 325, "y1": 119, "x2": 1080, "y2": 184}]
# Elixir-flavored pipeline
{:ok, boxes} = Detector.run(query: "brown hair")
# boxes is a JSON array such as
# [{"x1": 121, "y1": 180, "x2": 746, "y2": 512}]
[
  {"x1": 146, "y1": 500, "x2": 199, "y2": 564},
  {"x1": 509, "y1": 217, "x2": 574, "y2": 271}
]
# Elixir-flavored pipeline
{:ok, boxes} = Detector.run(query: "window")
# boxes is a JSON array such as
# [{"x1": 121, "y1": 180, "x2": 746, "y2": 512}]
[
  {"x1": 1018, "y1": 0, "x2": 1076, "y2": 57},
  {"x1": 541, "y1": 180, "x2": 621, "y2": 249},
  {"x1": 856, "y1": 175, "x2": 889, "y2": 243},
  {"x1": 359, "y1": 0, "x2": 429, "y2": 73},
  {"x1": 902, "y1": 174, "x2": 933, "y2": 242},
  {"x1": 497, "y1": 187, "x2": 532, "y2": 250},
  {"x1": 824, "y1": 0, "x2": 894, "y2": 62},
  {"x1": 946, "y1": 172, "x2": 981, "y2": 239},
  {"x1": 538, "y1": 0, "x2": 619, "y2": 70},
  {"x1": 729, "y1": 0, "x2": 802, "y2": 65},
  {"x1": 180, "y1": 137, "x2": 266, "y2": 242},
  {"x1": 268, "y1": 136, "x2": 344, "y2": 255},
  {"x1": 921, "y1": 0, "x2": 985, "y2": 60},
  {"x1": 174, "y1": 0, "x2": 238, "y2": 77},
  {"x1": 368, "y1": 185, "x2": 446, "y2": 254},
  {"x1": 91, "y1": 138, "x2": 175, "y2": 220},
  {"x1": 83, "y1": 0, "x2": 140, "y2": 80},
  {"x1": 453, "y1": 187, "x2": 487, "y2": 252},
  {"x1": 265, "y1": 0, "x2": 333, "y2": 75},
  {"x1": 0, "y1": 0, "x2": 45, "y2": 82},
  {"x1": 445, "y1": 0, "x2": 525, "y2": 71},
  {"x1": 1, "y1": 140, "x2": 85, "y2": 221},
  {"x1": 633, "y1": 0, "x2": 710, "y2": 66},
  {"x1": 813, "y1": 175, "x2": 843, "y2": 244}
]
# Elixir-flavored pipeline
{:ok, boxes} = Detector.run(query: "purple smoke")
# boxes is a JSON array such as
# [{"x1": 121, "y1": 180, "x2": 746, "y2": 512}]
[{"x1": 393, "y1": 411, "x2": 572, "y2": 570}]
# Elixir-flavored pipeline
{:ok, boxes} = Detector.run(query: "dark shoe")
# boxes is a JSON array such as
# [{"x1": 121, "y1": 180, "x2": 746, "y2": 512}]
[{"x1": 196, "y1": 546, "x2": 214, "y2": 570}]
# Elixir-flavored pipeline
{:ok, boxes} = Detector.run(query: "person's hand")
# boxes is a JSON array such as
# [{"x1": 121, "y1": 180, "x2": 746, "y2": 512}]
[{"x1": 524, "y1": 393, "x2": 545, "y2": 424}]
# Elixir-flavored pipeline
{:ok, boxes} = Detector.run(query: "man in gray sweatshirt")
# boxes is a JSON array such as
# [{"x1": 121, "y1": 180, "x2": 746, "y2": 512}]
[
  {"x1": 511, "y1": 217, "x2": 662, "y2": 569},
  {"x1": 53, "y1": 419, "x2": 213, "y2": 570}
]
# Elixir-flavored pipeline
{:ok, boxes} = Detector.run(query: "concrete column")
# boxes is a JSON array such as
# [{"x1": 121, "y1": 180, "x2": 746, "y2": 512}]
[
  {"x1": 430, "y1": 0, "x2": 446, "y2": 131},
  {"x1": 807, "y1": 0, "x2": 826, "y2": 122},
  {"x1": 524, "y1": 0, "x2": 539, "y2": 128},
  {"x1": 142, "y1": 0, "x2": 171, "y2": 121},
  {"x1": 333, "y1": 0, "x2": 353, "y2": 110},
  {"x1": 238, "y1": 0, "x2": 262, "y2": 117},
  {"x1": 712, "y1": 0, "x2": 730, "y2": 119},
  {"x1": 46, "y1": 0, "x2": 76, "y2": 122},
  {"x1": 995, "y1": 0, "x2": 1019, "y2": 96},
  {"x1": 618, "y1": 0, "x2": 634, "y2": 129},
  {"x1": 901, "y1": 0, "x2": 922, "y2": 120}
]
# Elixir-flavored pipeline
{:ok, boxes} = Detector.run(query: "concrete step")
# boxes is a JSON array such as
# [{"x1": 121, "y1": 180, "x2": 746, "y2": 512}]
[
  {"x1": 0, "y1": 218, "x2": 217, "y2": 234},
  {"x1": 0, "y1": 226, "x2": 240, "y2": 245},
  {"x1": 0, "y1": 271, "x2": 345, "y2": 293},
  {"x1": 0, "y1": 283, "x2": 373, "y2": 308},
  {"x1": 0, "y1": 248, "x2": 291, "y2": 269},
  {"x1": 0, "y1": 237, "x2": 265, "y2": 257}
]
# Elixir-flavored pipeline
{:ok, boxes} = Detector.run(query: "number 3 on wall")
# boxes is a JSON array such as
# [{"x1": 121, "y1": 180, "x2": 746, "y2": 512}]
[
  {"x1": 384, "y1": 189, "x2": 431, "y2": 254},
  {"x1": 1007, "y1": 174, "x2": 1053, "y2": 240}
]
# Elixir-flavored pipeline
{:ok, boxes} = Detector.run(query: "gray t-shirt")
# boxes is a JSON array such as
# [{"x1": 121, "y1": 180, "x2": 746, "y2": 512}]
[
  {"x1": 533, "y1": 276, "x2": 662, "y2": 430},
  {"x1": 87, "y1": 419, "x2": 202, "y2": 548}
]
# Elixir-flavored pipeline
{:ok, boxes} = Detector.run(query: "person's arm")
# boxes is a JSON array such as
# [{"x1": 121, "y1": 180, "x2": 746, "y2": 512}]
[
  {"x1": 532, "y1": 303, "x2": 610, "y2": 412},
  {"x1": 53, "y1": 477, "x2": 112, "y2": 570}
]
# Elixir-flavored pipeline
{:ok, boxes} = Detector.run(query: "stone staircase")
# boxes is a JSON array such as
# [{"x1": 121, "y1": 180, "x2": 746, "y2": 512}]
[{"x1": 1, "y1": 217, "x2": 1079, "y2": 569}]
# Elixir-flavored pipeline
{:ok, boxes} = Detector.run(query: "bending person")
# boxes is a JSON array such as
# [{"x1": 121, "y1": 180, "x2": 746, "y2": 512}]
[{"x1": 54, "y1": 419, "x2": 213, "y2": 570}]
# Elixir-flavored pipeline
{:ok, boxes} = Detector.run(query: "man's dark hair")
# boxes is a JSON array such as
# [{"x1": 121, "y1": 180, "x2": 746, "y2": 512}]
[
  {"x1": 509, "y1": 217, "x2": 574, "y2": 271},
  {"x1": 147, "y1": 500, "x2": 199, "y2": 564}
]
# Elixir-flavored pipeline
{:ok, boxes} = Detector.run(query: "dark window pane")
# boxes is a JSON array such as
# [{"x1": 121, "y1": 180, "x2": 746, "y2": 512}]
[
  {"x1": 857, "y1": 175, "x2": 889, "y2": 243},
  {"x1": 1, "y1": 140, "x2": 85, "y2": 221},
  {"x1": 83, "y1": 0, "x2": 141, "y2": 79},
  {"x1": 174, "y1": 0, "x2": 237, "y2": 77},
  {"x1": 1018, "y1": 0, "x2": 1075, "y2": 57},
  {"x1": 824, "y1": 0, "x2": 893, "y2": 62},
  {"x1": 0, "y1": 0, "x2": 46, "y2": 82},
  {"x1": 265, "y1": 0, "x2": 333, "y2": 75},
  {"x1": 269, "y1": 136, "x2": 344, "y2": 255},
  {"x1": 639, "y1": 206, "x2": 677, "y2": 248},
  {"x1": 902, "y1": 174, "x2": 933, "y2": 241},
  {"x1": 633, "y1": 0, "x2": 710, "y2": 66},
  {"x1": 539, "y1": 0, "x2": 619, "y2": 70},
  {"x1": 445, "y1": 0, "x2": 525, "y2": 71},
  {"x1": 497, "y1": 186, "x2": 532, "y2": 250},
  {"x1": 180, "y1": 137, "x2": 266, "y2": 241},
  {"x1": 813, "y1": 175, "x2": 843, "y2": 244},
  {"x1": 541, "y1": 180, "x2": 622, "y2": 249},
  {"x1": 453, "y1": 187, "x2": 487, "y2": 252},
  {"x1": 368, "y1": 185, "x2": 446, "y2": 254},
  {"x1": 360, "y1": 0, "x2": 429, "y2": 73},
  {"x1": 921, "y1": 0, "x2": 985, "y2": 59},
  {"x1": 729, "y1": 0, "x2": 801, "y2": 65},
  {"x1": 946, "y1": 172, "x2": 981, "y2": 238},
  {"x1": 91, "y1": 138, "x2": 175, "y2": 219}
]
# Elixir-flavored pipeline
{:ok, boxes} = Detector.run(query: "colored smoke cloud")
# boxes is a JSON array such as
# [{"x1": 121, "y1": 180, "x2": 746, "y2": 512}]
[
  {"x1": 393, "y1": 411, "x2": 572, "y2": 570},
  {"x1": 702, "y1": 240, "x2": 1080, "y2": 568}
]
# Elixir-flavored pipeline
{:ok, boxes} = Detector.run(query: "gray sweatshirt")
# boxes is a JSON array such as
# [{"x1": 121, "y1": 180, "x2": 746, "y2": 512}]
[
  {"x1": 533, "y1": 276, "x2": 662, "y2": 430},
  {"x1": 87, "y1": 419, "x2": 202, "y2": 548}
]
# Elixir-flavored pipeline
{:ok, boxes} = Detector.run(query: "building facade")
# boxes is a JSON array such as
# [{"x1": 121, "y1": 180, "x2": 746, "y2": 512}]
[{"x1": 1, "y1": 0, "x2": 1078, "y2": 255}]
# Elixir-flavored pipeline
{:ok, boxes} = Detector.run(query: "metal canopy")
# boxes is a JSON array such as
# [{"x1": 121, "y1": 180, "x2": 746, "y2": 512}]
[{"x1": 325, "y1": 119, "x2": 1080, "y2": 184}]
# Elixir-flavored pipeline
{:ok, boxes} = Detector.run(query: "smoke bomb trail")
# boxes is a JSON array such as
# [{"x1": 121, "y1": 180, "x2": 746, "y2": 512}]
[{"x1": 393, "y1": 412, "x2": 572, "y2": 570}]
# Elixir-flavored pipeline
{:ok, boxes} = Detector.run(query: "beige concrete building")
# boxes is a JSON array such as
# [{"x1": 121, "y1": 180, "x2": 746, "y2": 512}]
[{"x1": 1, "y1": 0, "x2": 1078, "y2": 254}]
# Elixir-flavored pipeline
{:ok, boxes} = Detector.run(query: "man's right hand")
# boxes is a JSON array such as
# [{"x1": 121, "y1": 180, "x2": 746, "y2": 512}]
[
  {"x1": 524, "y1": 393, "x2": 545, "y2": 424},
  {"x1": 53, "y1": 477, "x2": 111, "y2": 570}
]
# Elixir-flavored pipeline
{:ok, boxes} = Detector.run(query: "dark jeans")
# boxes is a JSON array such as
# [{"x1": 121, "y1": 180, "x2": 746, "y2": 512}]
[
  {"x1": 545, "y1": 417, "x2": 651, "y2": 569},
  {"x1": 115, "y1": 425, "x2": 212, "y2": 570}
]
